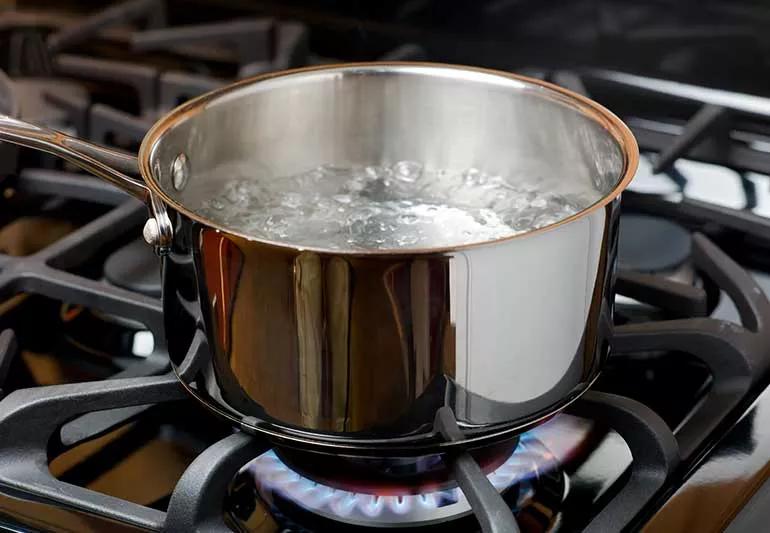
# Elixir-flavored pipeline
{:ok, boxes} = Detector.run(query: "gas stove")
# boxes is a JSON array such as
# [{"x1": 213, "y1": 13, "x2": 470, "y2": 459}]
[{"x1": 1, "y1": 1, "x2": 770, "y2": 532}]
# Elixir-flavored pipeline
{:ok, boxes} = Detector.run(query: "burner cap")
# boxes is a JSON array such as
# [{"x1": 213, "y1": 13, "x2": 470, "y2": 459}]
[
  {"x1": 618, "y1": 214, "x2": 691, "y2": 273},
  {"x1": 277, "y1": 439, "x2": 518, "y2": 495},
  {"x1": 103, "y1": 238, "x2": 161, "y2": 297}
]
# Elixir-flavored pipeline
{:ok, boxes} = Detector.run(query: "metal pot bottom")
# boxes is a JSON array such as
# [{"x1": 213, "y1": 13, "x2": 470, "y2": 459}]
[{"x1": 173, "y1": 366, "x2": 599, "y2": 456}]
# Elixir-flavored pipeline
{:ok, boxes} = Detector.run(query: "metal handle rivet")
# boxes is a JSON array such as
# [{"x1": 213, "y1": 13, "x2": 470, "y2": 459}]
[
  {"x1": 171, "y1": 153, "x2": 189, "y2": 191},
  {"x1": 143, "y1": 218, "x2": 160, "y2": 246}
]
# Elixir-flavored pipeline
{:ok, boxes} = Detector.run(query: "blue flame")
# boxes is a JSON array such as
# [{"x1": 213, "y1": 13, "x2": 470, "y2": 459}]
[{"x1": 247, "y1": 434, "x2": 555, "y2": 525}]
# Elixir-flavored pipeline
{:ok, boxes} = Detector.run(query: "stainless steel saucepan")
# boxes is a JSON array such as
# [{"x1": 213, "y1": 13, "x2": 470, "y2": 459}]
[{"x1": 0, "y1": 63, "x2": 637, "y2": 453}]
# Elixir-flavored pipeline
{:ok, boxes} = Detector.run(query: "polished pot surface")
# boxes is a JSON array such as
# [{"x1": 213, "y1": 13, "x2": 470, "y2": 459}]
[
  {"x1": 151, "y1": 63, "x2": 635, "y2": 449},
  {"x1": 165, "y1": 198, "x2": 619, "y2": 448}
]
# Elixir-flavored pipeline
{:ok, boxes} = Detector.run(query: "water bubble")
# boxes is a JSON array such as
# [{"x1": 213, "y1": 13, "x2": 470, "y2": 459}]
[
  {"x1": 346, "y1": 178, "x2": 366, "y2": 192},
  {"x1": 392, "y1": 160, "x2": 423, "y2": 183},
  {"x1": 530, "y1": 197, "x2": 547, "y2": 208},
  {"x1": 512, "y1": 216, "x2": 535, "y2": 232},
  {"x1": 224, "y1": 181, "x2": 249, "y2": 204},
  {"x1": 282, "y1": 193, "x2": 302, "y2": 209},
  {"x1": 397, "y1": 234, "x2": 419, "y2": 246},
  {"x1": 462, "y1": 168, "x2": 482, "y2": 185},
  {"x1": 333, "y1": 194, "x2": 352, "y2": 204},
  {"x1": 364, "y1": 166, "x2": 381, "y2": 179}
]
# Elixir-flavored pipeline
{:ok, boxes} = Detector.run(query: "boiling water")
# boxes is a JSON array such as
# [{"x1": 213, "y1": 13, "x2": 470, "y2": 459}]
[{"x1": 198, "y1": 161, "x2": 602, "y2": 250}]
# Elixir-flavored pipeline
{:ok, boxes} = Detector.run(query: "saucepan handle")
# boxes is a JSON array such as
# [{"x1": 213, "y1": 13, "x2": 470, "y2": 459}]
[{"x1": 0, "y1": 114, "x2": 173, "y2": 253}]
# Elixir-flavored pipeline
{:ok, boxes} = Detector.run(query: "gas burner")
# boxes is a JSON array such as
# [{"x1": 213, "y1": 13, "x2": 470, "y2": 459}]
[
  {"x1": 58, "y1": 237, "x2": 162, "y2": 361},
  {"x1": 227, "y1": 416, "x2": 594, "y2": 531},
  {"x1": 615, "y1": 213, "x2": 704, "y2": 320},
  {"x1": 244, "y1": 436, "x2": 563, "y2": 528},
  {"x1": 60, "y1": 300, "x2": 156, "y2": 360},
  {"x1": 618, "y1": 214, "x2": 692, "y2": 274}
]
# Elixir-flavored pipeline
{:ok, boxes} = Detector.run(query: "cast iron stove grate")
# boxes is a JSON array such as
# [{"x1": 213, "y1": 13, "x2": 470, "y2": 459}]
[{"x1": 532, "y1": 69, "x2": 770, "y2": 256}]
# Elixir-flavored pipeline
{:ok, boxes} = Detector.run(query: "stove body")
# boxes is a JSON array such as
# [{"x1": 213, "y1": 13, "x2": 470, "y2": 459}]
[{"x1": 1, "y1": 1, "x2": 770, "y2": 531}]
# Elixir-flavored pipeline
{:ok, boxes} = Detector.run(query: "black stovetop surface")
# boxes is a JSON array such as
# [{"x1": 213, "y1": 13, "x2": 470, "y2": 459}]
[{"x1": 2, "y1": 1, "x2": 770, "y2": 532}]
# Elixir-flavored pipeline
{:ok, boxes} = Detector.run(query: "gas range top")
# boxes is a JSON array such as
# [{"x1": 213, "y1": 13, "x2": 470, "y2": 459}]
[{"x1": 1, "y1": 1, "x2": 770, "y2": 532}]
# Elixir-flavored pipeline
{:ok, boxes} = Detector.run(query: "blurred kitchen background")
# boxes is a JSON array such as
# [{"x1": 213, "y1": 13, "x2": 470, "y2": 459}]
[
  {"x1": 6, "y1": 0, "x2": 770, "y2": 91},
  {"x1": 1, "y1": 1, "x2": 770, "y2": 532}
]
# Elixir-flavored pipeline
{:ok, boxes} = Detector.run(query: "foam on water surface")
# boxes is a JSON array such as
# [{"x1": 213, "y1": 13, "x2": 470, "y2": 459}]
[{"x1": 197, "y1": 161, "x2": 602, "y2": 250}]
